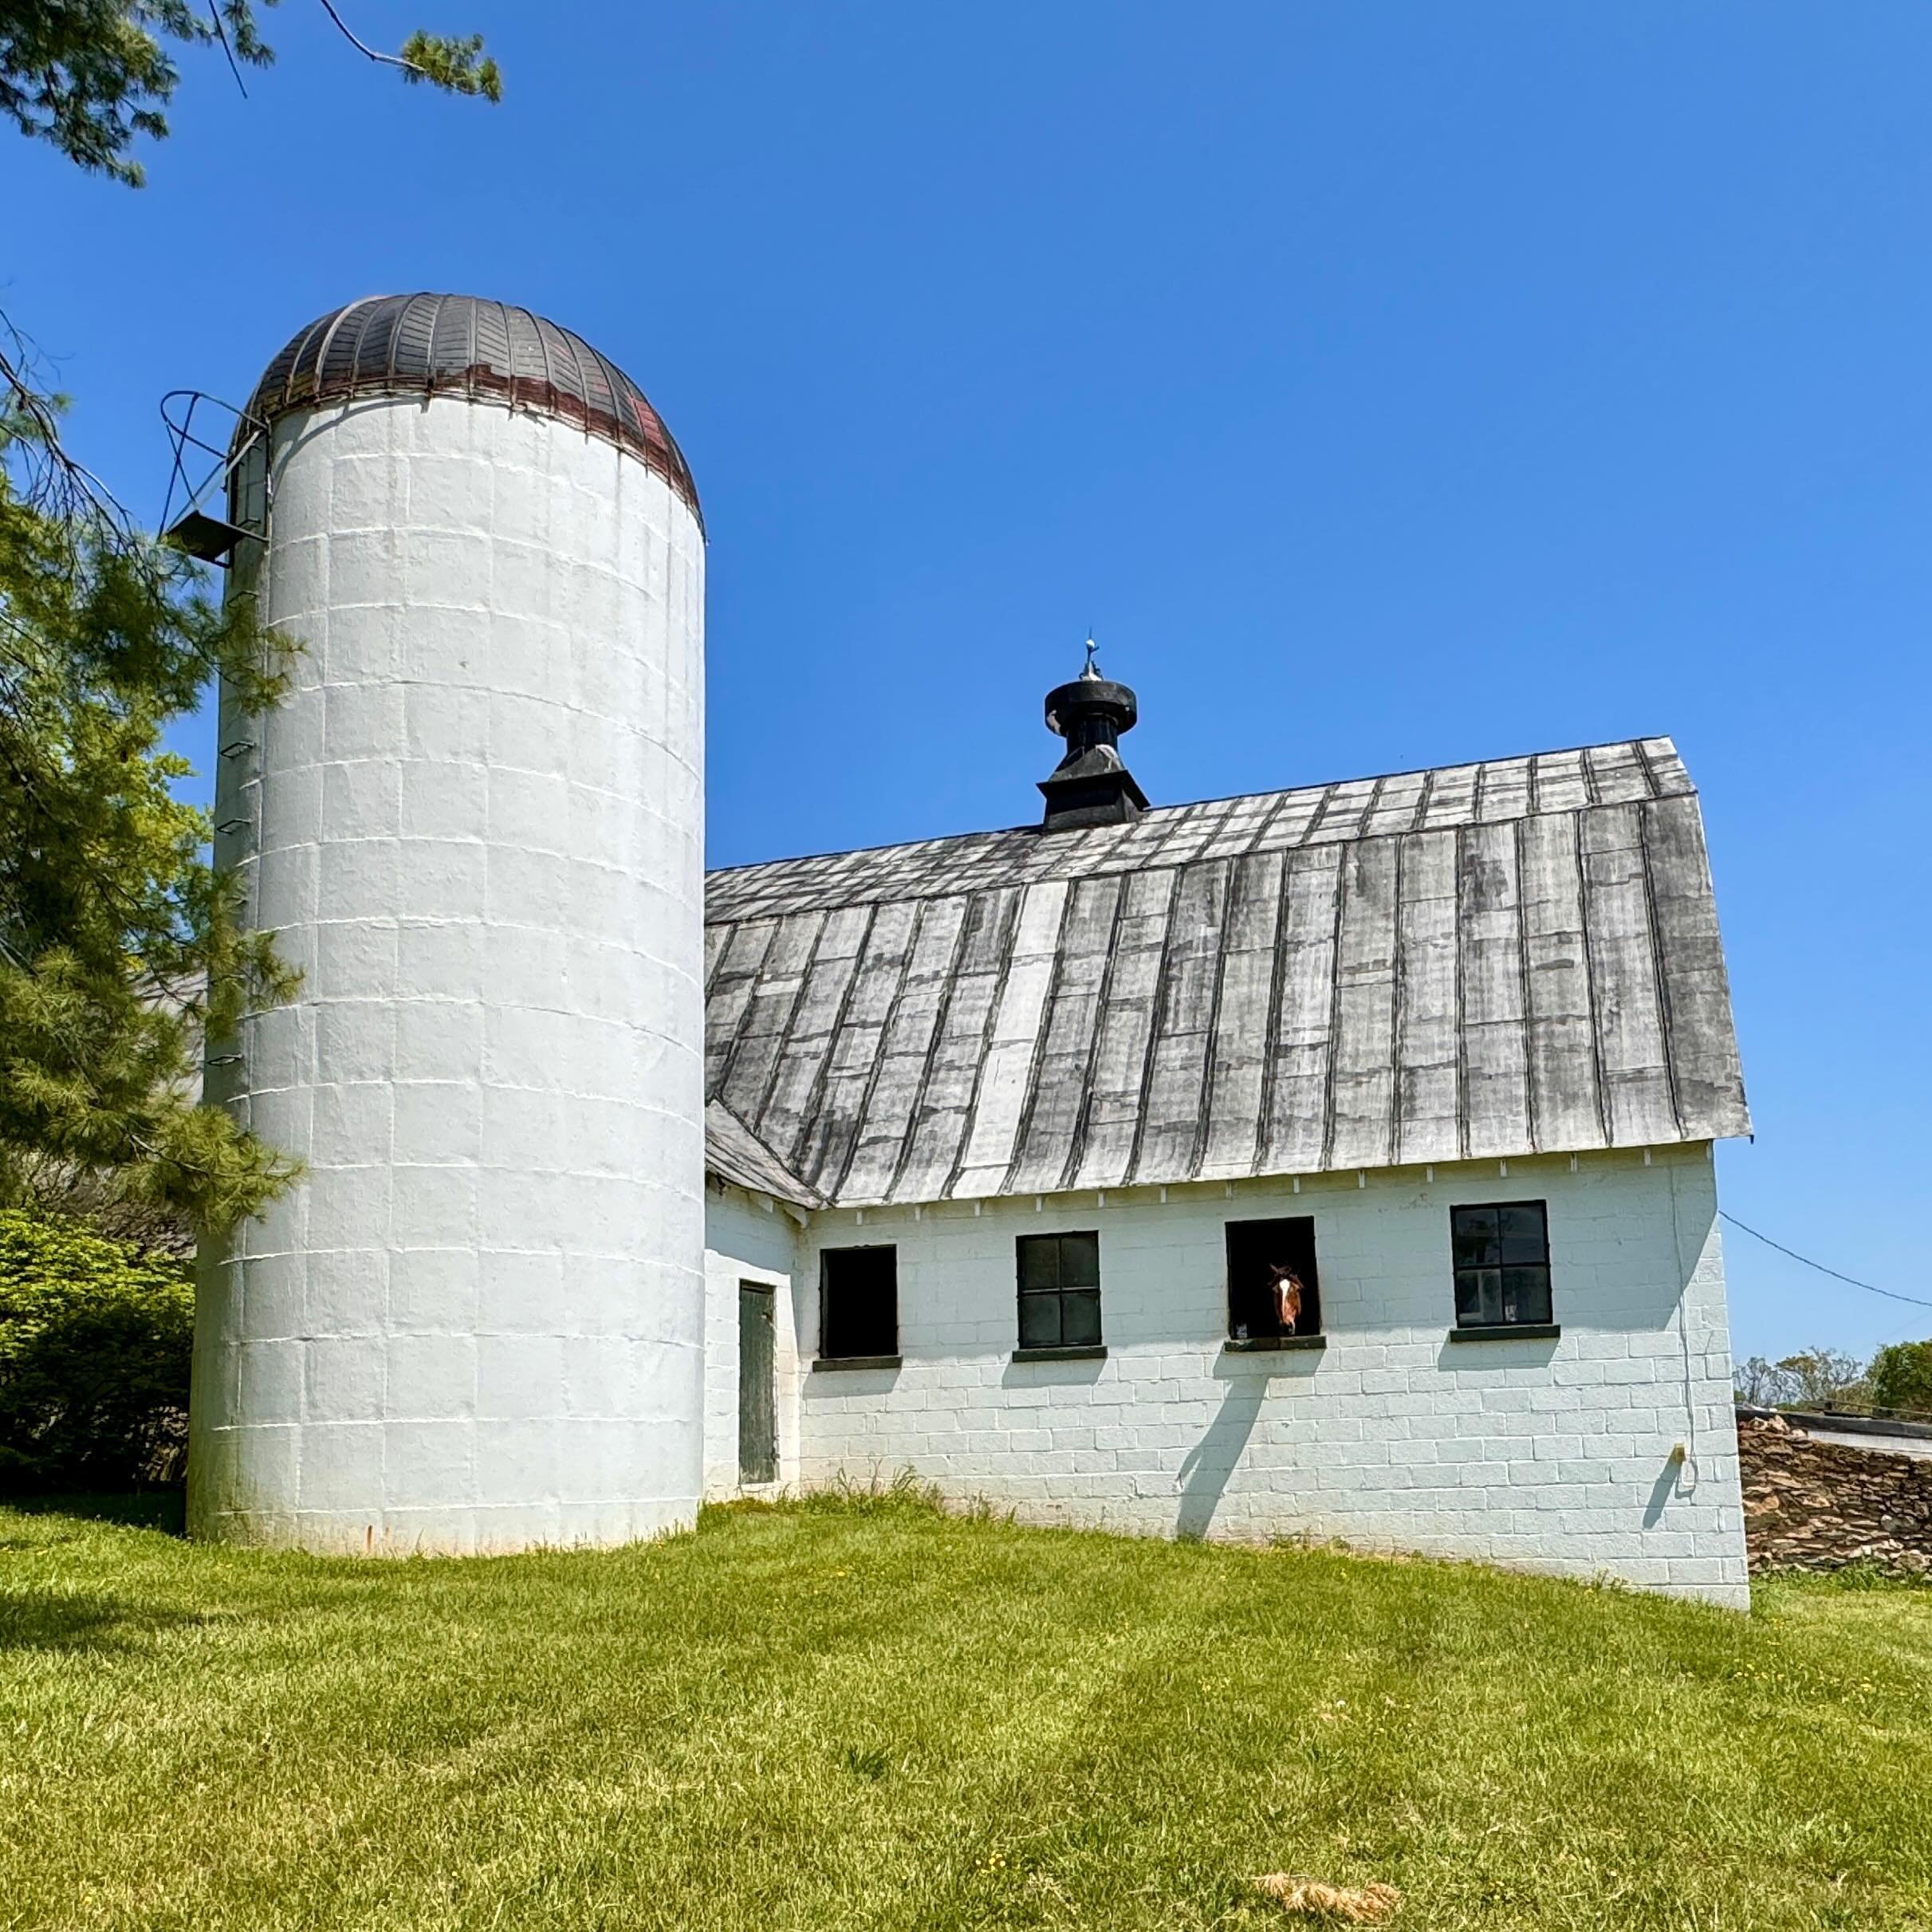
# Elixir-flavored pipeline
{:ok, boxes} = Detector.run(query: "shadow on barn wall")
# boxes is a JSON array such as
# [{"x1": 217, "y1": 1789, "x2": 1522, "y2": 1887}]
[{"x1": 1175, "y1": 1378, "x2": 1268, "y2": 1538}]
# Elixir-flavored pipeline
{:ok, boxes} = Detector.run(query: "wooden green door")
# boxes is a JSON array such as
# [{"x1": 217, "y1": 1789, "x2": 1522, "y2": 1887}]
[{"x1": 738, "y1": 1282, "x2": 777, "y2": 1485}]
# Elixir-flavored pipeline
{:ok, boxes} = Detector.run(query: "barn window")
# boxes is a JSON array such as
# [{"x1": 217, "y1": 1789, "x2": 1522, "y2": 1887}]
[
  {"x1": 1226, "y1": 1217, "x2": 1322, "y2": 1343},
  {"x1": 819, "y1": 1245, "x2": 898, "y2": 1362},
  {"x1": 1015, "y1": 1232, "x2": 1103, "y2": 1352},
  {"x1": 1450, "y1": 1202, "x2": 1552, "y2": 1328}
]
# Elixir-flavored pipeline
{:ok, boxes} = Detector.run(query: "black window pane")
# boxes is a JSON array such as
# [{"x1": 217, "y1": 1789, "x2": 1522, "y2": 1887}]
[
  {"x1": 1501, "y1": 1265, "x2": 1551, "y2": 1325},
  {"x1": 1058, "y1": 1234, "x2": 1100, "y2": 1289},
  {"x1": 1455, "y1": 1268, "x2": 1503, "y2": 1326},
  {"x1": 1017, "y1": 1234, "x2": 1102, "y2": 1350},
  {"x1": 1499, "y1": 1204, "x2": 1548, "y2": 1267},
  {"x1": 1060, "y1": 1289, "x2": 1103, "y2": 1347},
  {"x1": 1017, "y1": 1238, "x2": 1058, "y2": 1290},
  {"x1": 822, "y1": 1246, "x2": 897, "y2": 1357},
  {"x1": 1454, "y1": 1270, "x2": 1480, "y2": 1324},
  {"x1": 1019, "y1": 1292, "x2": 1061, "y2": 1347},
  {"x1": 1451, "y1": 1206, "x2": 1499, "y2": 1269}
]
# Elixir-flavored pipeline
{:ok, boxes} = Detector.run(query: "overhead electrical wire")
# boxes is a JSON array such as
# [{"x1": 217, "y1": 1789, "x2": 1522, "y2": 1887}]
[{"x1": 1720, "y1": 1212, "x2": 1932, "y2": 1312}]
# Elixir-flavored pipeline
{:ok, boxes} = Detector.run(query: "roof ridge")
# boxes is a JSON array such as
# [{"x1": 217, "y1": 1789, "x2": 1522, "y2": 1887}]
[{"x1": 705, "y1": 735, "x2": 1685, "y2": 885}]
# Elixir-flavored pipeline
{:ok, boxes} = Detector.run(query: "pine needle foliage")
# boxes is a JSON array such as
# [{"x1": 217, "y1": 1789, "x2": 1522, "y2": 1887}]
[
  {"x1": 0, "y1": 400, "x2": 301, "y2": 1236},
  {"x1": 0, "y1": 0, "x2": 499, "y2": 187},
  {"x1": 0, "y1": 0, "x2": 499, "y2": 1235}
]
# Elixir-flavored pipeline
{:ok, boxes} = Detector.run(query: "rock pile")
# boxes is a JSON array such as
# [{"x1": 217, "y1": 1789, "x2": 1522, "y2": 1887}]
[{"x1": 1737, "y1": 1411, "x2": 1932, "y2": 1578}]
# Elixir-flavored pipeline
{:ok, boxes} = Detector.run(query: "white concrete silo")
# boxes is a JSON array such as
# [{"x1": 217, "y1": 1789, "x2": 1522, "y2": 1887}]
[{"x1": 189, "y1": 295, "x2": 706, "y2": 1552}]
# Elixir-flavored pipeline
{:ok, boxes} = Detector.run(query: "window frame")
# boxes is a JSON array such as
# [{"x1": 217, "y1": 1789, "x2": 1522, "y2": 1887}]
[
  {"x1": 1448, "y1": 1199, "x2": 1556, "y2": 1334},
  {"x1": 1013, "y1": 1230, "x2": 1104, "y2": 1357},
  {"x1": 816, "y1": 1243, "x2": 899, "y2": 1365},
  {"x1": 1224, "y1": 1215, "x2": 1325, "y2": 1350}
]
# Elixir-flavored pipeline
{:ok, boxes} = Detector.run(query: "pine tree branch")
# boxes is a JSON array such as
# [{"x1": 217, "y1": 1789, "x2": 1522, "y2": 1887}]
[
  {"x1": 313, "y1": 0, "x2": 423, "y2": 79},
  {"x1": 313, "y1": 3, "x2": 501, "y2": 99},
  {"x1": 0, "y1": 313, "x2": 137, "y2": 538}
]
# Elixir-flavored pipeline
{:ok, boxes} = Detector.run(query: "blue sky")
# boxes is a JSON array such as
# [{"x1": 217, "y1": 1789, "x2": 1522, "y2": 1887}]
[{"x1": 9, "y1": 2, "x2": 1927, "y2": 1360}]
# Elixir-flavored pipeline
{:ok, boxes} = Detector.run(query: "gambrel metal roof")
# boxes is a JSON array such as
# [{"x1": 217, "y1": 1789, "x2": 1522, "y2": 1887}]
[{"x1": 702, "y1": 738, "x2": 1750, "y2": 1208}]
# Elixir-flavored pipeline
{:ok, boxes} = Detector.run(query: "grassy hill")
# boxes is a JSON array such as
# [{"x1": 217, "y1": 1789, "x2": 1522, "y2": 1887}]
[{"x1": 2, "y1": 1487, "x2": 1927, "y2": 1931}]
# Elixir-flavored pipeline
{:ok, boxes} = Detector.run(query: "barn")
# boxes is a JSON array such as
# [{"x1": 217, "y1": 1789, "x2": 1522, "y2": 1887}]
[
  {"x1": 187, "y1": 293, "x2": 1754, "y2": 1607},
  {"x1": 700, "y1": 669, "x2": 1754, "y2": 1607}
]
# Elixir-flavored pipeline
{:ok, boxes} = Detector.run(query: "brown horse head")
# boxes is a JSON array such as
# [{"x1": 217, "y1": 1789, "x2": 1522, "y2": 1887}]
[{"x1": 1267, "y1": 1264, "x2": 1304, "y2": 1334}]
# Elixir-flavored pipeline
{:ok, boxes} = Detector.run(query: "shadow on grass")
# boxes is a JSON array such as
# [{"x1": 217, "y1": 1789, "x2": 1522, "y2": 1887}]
[
  {"x1": 0, "y1": 1588, "x2": 202, "y2": 1652},
  {"x1": 0, "y1": 1492, "x2": 198, "y2": 1654},
  {"x1": 5, "y1": 1490, "x2": 186, "y2": 1534}
]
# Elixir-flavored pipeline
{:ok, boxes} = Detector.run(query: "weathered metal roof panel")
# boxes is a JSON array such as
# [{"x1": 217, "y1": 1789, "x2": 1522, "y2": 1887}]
[
  {"x1": 703, "y1": 738, "x2": 1750, "y2": 1204},
  {"x1": 703, "y1": 1100, "x2": 824, "y2": 1209}
]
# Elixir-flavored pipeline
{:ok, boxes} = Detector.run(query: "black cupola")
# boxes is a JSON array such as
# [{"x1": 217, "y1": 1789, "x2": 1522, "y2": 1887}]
[{"x1": 1037, "y1": 643, "x2": 1149, "y2": 832}]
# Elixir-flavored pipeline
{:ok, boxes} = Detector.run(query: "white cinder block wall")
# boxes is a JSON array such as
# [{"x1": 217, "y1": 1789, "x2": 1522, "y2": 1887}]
[
  {"x1": 779, "y1": 1148, "x2": 1748, "y2": 1607},
  {"x1": 702, "y1": 1188, "x2": 802, "y2": 1497},
  {"x1": 191, "y1": 395, "x2": 706, "y2": 1553}
]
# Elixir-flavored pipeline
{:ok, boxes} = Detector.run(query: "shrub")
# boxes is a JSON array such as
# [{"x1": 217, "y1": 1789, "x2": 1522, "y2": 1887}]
[
  {"x1": 0, "y1": 1211, "x2": 194, "y2": 1489},
  {"x1": 1869, "y1": 1340, "x2": 1932, "y2": 1421}
]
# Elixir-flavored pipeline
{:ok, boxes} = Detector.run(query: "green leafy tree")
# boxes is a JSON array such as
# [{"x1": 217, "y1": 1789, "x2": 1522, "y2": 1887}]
[
  {"x1": 1733, "y1": 1347, "x2": 1871, "y2": 1412},
  {"x1": 1869, "y1": 1340, "x2": 1932, "y2": 1421},
  {"x1": 1774, "y1": 1348, "x2": 1869, "y2": 1412},
  {"x1": 0, "y1": 1, "x2": 499, "y2": 1240},
  {"x1": 0, "y1": 1207, "x2": 194, "y2": 1488}
]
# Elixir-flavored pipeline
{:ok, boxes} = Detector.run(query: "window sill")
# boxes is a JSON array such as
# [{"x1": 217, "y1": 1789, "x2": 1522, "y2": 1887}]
[
  {"x1": 811, "y1": 1354, "x2": 902, "y2": 1373},
  {"x1": 1448, "y1": 1323, "x2": 1561, "y2": 1343},
  {"x1": 1224, "y1": 1334, "x2": 1326, "y2": 1353},
  {"x1": 1009, "y1": 1345, "x2": 1108, "y2": 1363}
]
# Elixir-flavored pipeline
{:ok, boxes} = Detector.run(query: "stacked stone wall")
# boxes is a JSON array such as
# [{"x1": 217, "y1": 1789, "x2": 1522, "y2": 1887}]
[{"x1": 1737, "y1": 1413, "x2": 1932, "y2": 1578}]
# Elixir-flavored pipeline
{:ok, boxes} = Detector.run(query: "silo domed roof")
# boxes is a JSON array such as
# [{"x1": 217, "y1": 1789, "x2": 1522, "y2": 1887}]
[{"x1": 242, "y1": 293, "x2": 700, "y2": 524}]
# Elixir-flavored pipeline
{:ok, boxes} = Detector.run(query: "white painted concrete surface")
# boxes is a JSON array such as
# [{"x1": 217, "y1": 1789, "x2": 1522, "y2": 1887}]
[
  {"x1": 702, "y1": 1186, "x2": 802, "y2": 1498},
  {"x1": 191, "y1": 392, "x2": 706, "y2": 1552},
  {"x1": 781, "y1": 1150, "x2": 1749, "y2": 1607}
]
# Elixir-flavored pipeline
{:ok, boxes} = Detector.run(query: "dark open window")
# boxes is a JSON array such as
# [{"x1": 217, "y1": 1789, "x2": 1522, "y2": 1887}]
[
  {"x1": 820, "y1": 1245, "x2": 897, "y2": 1359},
  {"x1": 1016, "y1": 1232, "x2": 1102, "y2": 1349},
  {"x1": 1226, "y1": 1217, "x2": 1322, "y2": 1340},
  {"x1": 1450, "y1": 1202, "x2": 1552, "y2": 1328}
]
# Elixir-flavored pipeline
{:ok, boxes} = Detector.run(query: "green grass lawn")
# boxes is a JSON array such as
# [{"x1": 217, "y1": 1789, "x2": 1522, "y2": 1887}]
[{"x1": 2, "y1": 1489, "x2": 1929, "y2": 1932}]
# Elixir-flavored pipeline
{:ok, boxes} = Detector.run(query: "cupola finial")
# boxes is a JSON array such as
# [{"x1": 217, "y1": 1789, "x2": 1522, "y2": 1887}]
[{"x1": 1038, "y1": 641, "x2": 1148, "y2": 832}]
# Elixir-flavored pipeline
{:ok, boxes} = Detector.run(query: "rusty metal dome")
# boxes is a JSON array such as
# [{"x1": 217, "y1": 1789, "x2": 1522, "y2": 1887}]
[{"x1": 241, "y1": 293, "x2": 700, "y2": 525}]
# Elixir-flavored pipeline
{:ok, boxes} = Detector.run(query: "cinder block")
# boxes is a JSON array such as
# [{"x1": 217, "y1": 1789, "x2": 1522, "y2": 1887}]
[
  {"x1": 403, "y1": 683, "x2": 490, "y2": 765},
  {"x1": 317, "y1": 837, "x2": 400, "y2": 923},
  {"x1": 294, "y1": 1420, "x2": 384, "y2": 1511},
  {"x1": 394, "y1": 840, "x2": 489, "y2": 922},
  {"x1": 478, "y1": 1335, "x2": 562, "y2": 1421},
  {"x1": 387, "y1": 1247, "x2": 480, "y2": 1334},
  {"x1": 393, "y1": 1001, "x2": 485, "y2": 1083},
  {"x1": 304, "y1": 1336, "x2": 387, "y2": 1422},
  {"x1": 309, "y1": 1080, "x2": 392, "y2": 1168},
  {"x1": 385, "y1": 1335, "x2": 477, "y2": 1421},
  {"x1": 302, "y1": 1163, "x2": 391, "y2": 1254},
  {"x1": 313, "y1": 1001, "x2": 395, "y2": 1085},
  {"x1": 392, "y1": 1081, "x2": 482, "y2": 1166},
  {"x1": 385, "y1": 1170, "x2": 480, "y2": 1266},
  {"x1": 396, "y1": 919, "x2": 486, "y2": 1000}
]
